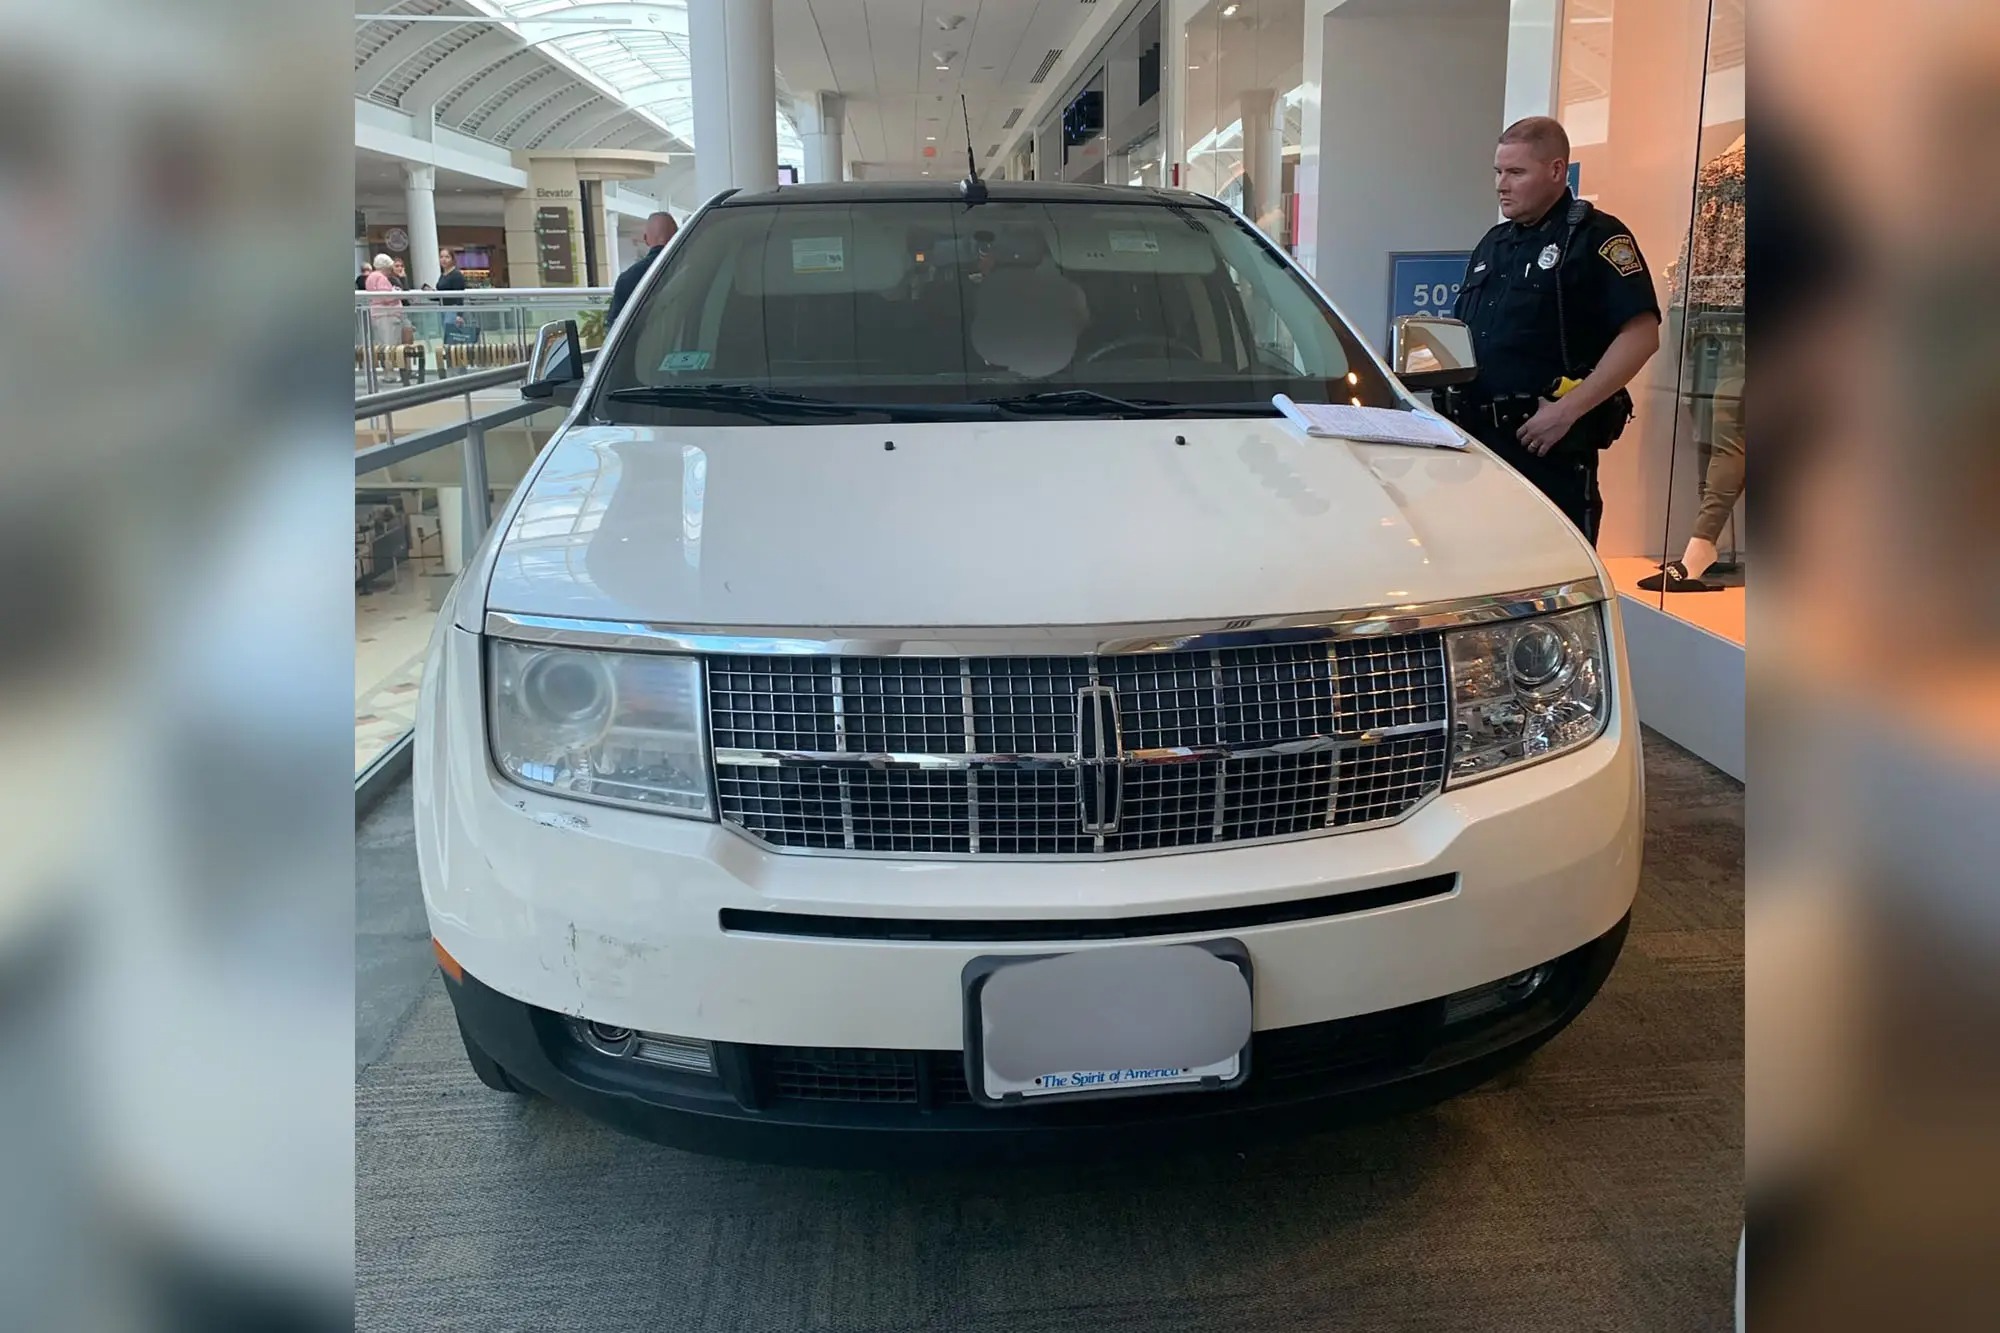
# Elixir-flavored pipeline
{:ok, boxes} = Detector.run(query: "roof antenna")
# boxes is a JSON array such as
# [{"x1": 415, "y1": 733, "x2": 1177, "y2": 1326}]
[{"x1": 958, "y1": 93, "x2": 988, "y2": 204}]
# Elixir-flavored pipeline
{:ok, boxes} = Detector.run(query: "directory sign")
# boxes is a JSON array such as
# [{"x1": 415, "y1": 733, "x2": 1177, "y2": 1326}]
[{"x1": 535, "y1": 205, "x2": 576, "y2": 285}]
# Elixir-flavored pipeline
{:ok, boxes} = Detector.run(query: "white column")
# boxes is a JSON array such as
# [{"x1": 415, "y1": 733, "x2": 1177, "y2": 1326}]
[
  {"x1": 1239, "y1": 90, "x2": 1282, "y2": 229},
  {"x1": 585, "y1": 183, "x2": 619, "y2": 283},
  {"x1": 403, "y1": 164, "x2": 440, "y2": 288},
  {"x1": 804, "y1": 92, "x2": 845, "y2": 184},
  {"x1": 1312, "y1": 5, "x2": 1510, "y2": 342},
  {"x1": 1502, "y1": 0, "x2": 1564, "y2": 130},
  {"x1": 436, "y1": 485, "x2": 464, "y2": 575},
  {"x1": 689, "y1": 0, "x2": 778, "y2": 199}
]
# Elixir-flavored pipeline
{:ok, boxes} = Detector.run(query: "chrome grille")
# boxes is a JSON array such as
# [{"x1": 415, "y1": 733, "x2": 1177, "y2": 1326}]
[{"x1": 708, "y1": 634, "x2": 1449, "y2": 858}]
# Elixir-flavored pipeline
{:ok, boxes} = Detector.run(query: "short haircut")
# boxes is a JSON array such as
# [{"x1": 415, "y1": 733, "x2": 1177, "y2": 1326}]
[{"x1": 1498, "y1": 116, "x2": 1571, "y2": 162}]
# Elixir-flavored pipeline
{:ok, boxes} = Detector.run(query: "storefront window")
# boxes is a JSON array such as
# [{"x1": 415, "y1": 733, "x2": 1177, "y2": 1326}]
[
  {"x1": 1118, "y1": 128, "x2": 1165, "y2": 188},
  {"x1": 1181, "y1": 0, "x2": 1306, "y2": 252},
  {"x1": 1060, "y1": 69, "x2": 1110, "y2": 184},
  {"x1": 1562, "y1": 0, "x2": 1746, "y2": 642},
  {"x1": 1036, "y1": 3, "x2": 1164, "y2": 189}
]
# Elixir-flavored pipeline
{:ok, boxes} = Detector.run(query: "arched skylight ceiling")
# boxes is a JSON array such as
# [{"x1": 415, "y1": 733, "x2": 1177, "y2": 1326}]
[{"x1": 452, "y1": 0, "x2": 801, "y2": 161}]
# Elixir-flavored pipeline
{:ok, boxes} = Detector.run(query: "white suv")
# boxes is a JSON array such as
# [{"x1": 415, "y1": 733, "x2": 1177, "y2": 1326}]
[{"x1": 414, "y1": 180, "x2": 1640, "y2": 1163}]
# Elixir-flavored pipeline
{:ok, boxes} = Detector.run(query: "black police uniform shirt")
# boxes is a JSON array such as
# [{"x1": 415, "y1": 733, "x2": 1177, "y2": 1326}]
[
  {"x1": 608, "y1": 244, "x2": 665, "y2": 323},
  {"x1": 1452, "y1": 190, "x2": 1661, "y2": 401}
]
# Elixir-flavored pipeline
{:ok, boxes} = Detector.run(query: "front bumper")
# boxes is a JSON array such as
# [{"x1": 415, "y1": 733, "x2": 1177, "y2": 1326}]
[
  {"x1": 444, "y1": 911, "x2": 1629, "y2": 1164},
  {"x1": 416, "y1": 614, "x2": 1642, "y2": 1051}
]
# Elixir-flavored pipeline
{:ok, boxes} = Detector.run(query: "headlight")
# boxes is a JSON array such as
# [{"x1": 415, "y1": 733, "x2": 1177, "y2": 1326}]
[
  {"x1": 1445, "y1": 605, "x2": 1608, "y2": 785},
  {"x1": 488, "y1": 640, "x2": 712, "y2": 818}
]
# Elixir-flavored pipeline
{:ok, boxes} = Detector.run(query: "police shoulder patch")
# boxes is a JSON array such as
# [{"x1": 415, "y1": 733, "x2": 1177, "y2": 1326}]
[{"x1": 1598, "y1": 234, "x2": 1644, "y2": 277}]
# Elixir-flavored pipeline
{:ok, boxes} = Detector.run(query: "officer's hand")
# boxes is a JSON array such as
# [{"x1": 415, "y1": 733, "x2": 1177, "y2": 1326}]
[{"x1": 1517, "y1": 398, "x2": 1577, "y2": 456}]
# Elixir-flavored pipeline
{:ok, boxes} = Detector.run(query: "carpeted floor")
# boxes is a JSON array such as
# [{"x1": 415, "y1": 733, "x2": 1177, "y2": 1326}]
[{"x1": 356, "y1": 729, "x2": 1742, "y2": 1332}]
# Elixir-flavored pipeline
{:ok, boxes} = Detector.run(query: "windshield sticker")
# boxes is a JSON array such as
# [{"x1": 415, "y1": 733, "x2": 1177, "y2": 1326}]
[
  {"x1": 1108, "y1": 230, "x2": 1160, "y2": 255},
  {"x1": 791, "y1": 236, "x2": 846, "y2": 274},
  {"x1": 658, "y1": 349, "x2": 711, "y2": 372}
]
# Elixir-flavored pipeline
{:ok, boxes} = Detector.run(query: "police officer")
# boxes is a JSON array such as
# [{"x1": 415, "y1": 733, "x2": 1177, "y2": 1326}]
[{"x1": 1442, "y1": 116, "x2": 1661, "y2": 543}]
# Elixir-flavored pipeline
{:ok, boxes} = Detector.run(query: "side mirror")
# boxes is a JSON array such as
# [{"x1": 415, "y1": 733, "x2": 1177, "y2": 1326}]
[
  {"x1": 522, "y1": 319, "x2": 582, "y2": 400},
  {"x1": 1392, "y1": 315, "x2": 1478, "y2": 391}
]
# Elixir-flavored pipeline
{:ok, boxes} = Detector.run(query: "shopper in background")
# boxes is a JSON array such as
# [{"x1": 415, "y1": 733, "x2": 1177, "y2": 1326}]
[
  {"x1": 435, "y1": 247, "x2": 466, "y2": 303},
  {"x1": 607, "y1": 211, "x2": 677, "y2": 323},
  {"x1": 390, "y1": 257, "x2": 412, "y2": 291},
  {"x1": 1438, "y1": 116, "x2": 1661, "y2": 543},
  {"x1": 364, "y1": 254, "x2": 404, "y2": 349},
  {"x1": 434, "y1": 245, "x2": 473, "y2": 350}
]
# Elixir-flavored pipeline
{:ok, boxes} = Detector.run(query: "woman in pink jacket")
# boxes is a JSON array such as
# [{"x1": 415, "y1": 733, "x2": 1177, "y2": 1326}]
[{"x1": 364, "y1": 254, "x2": 405, "y2": 349}]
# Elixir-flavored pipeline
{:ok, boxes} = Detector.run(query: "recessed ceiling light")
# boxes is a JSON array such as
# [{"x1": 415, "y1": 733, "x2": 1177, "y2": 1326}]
[
  {"x1": 935, "y1": 64, "x2": 951, "y2": 71},
  {"x1": 925, "y1": 135, "x2": 936, "y2": 141},
  {"x1": 1221, "y1": 2, "x2": 1240, "y2": 15},
  {"x1": 1187, "y1": 64, "x2": 1201, "y2": 70}
]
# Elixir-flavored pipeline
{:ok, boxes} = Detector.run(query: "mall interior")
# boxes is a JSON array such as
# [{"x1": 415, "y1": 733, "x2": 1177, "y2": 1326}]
[{"x1": 354, "y1": 1, "x2": 1744, "y2": 1327}]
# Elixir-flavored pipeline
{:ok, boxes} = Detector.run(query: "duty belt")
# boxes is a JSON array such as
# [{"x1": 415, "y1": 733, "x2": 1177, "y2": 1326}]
[{"x1": 1437, "y1": 389, "x2": 1542, "y2": 437}]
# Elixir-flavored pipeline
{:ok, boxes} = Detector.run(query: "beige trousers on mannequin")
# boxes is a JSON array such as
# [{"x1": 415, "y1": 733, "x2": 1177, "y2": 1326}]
[{"x1": 1694, "y1": 371, "x2": 1745, "y2": 545}]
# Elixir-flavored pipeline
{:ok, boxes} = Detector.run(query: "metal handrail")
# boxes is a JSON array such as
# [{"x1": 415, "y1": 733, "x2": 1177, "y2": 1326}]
[
  {"x1": 354, "y1": 366, "x2": 579, "y2": 620},
  {"x1": 354, "y1": 286, "x2": 614, "y2": 305},
  {"x1": 354, "y1": 345, "x2": 598, "y2": 419},
  {"x1": 355, "y1": 362, "x2": 530, "y2": 417},
  {"x1": 354, "y1": 287, "x2": 613, "y2": 396}
]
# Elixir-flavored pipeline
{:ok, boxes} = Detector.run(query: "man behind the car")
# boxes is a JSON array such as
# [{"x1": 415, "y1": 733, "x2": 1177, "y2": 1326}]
[
  {"x1": 609, "y1": 211, "x2": 678, "y2": 323},
  {"x1": 1443, "y1": 116, "x2": 1661, "y2": 542}
]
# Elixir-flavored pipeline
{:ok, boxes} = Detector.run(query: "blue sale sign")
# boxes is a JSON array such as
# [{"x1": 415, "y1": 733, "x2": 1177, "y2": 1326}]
[{"x1": 1387, "y1": 251, "x2": 1472, "y2": 346}]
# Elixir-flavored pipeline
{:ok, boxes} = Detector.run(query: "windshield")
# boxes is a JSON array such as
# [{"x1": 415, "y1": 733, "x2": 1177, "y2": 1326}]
[{"x1": 592, "y1": 196, "x2": 1400, "y2": 424}]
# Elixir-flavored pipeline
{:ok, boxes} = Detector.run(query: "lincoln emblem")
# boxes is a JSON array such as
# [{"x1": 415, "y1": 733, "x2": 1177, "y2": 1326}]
[{"x1": 1074, "y1": 685, "x2": 1124, "y2": 833}]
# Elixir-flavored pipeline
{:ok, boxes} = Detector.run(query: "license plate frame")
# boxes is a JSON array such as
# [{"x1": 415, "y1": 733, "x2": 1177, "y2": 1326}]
[{"x1": 961, "y1": 939, "x2": 1254, "y2": 1108}]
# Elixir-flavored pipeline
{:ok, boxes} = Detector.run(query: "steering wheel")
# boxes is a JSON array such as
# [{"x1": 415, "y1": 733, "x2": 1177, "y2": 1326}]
[{"x1": 1080, "y1": 332, "x2": 1207, "y2": 366}]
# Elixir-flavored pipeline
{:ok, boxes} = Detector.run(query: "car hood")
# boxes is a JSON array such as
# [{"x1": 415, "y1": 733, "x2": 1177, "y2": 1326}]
[{"x1": 483, "y1": 418, "x2": 1596, "y2": 628}]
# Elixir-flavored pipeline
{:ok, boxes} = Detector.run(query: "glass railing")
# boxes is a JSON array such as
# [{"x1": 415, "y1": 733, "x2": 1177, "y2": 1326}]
[
  {"x1": 354, "y1": 349, "x2": 583, "y2": 786},
  {"x1": 354, "y1": 287, "x2": 612, "y2": 396}
]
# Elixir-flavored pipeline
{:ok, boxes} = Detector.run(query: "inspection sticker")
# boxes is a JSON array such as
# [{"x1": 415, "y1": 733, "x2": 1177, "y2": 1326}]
[
  {"x1": 1109, "y1": 229, "x2": 1160, "y2": 254},
  {"x1": 658, "y1": 349, "x2": 711, "y2": 372},
  {"x1": 791, "y1": 235, "x2": 846, "y2": 273}
]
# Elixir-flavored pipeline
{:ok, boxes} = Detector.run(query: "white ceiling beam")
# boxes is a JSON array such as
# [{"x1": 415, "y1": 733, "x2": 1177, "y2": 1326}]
[
  {"x1": 547, "y1": 102, "x2": 641, "y2": 150},
  {"x1": 598, "y1": 77, "x2": 692, "y2": 110},
  {"x1": 512, "y1": 89, "x2": 608, "y2": 147},
  {"x1": 451, "y1": 62, "x2": 560, "y2": 132},
  {"x1": 354, "y1": 99, "x2": 528, "y2": 189},
  {"x1": 398, "y1": 29, "x2": 523, "y2": 115},
  {"x1": 496, "y1": 84, "x2": 604, "y2": 146},
  {"x1": 356, "y1": 19, "x2": 470, "y2": 98},
  {"x1": 584, "y1": 114, "x2": 645, "y2": 150}
]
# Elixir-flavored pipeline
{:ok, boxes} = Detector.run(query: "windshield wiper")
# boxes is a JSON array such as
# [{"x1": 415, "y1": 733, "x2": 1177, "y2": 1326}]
[
  {"x1": 603, "y1": 384, "x2": 859, "y2": 419},
  {"x1": 979, "y1": 390, "x2": 1288, "y2": 419},
  {"x1": 978, "y1": 389, "x2": 1180, "y2": 418},
  {"x1": 604, "y1": 383, "x2": 1001, "y2": 423}
]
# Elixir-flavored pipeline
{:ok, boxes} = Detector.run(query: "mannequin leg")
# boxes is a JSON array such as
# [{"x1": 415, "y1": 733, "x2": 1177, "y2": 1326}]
[{"x1": 1684, "y1": 370, "x2": 1746, "y2": 579}]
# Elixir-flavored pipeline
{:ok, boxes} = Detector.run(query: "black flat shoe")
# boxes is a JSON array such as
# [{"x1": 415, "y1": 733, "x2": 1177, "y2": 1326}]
[{"x1": 1637, "y1": 560, "x2": 1722, "y2": 593}]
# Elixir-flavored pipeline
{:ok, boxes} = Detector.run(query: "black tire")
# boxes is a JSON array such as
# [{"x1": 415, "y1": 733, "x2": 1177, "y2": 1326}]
[{"x1": 457, "y1": 1017, "x2": 530, "y2": 1094}]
